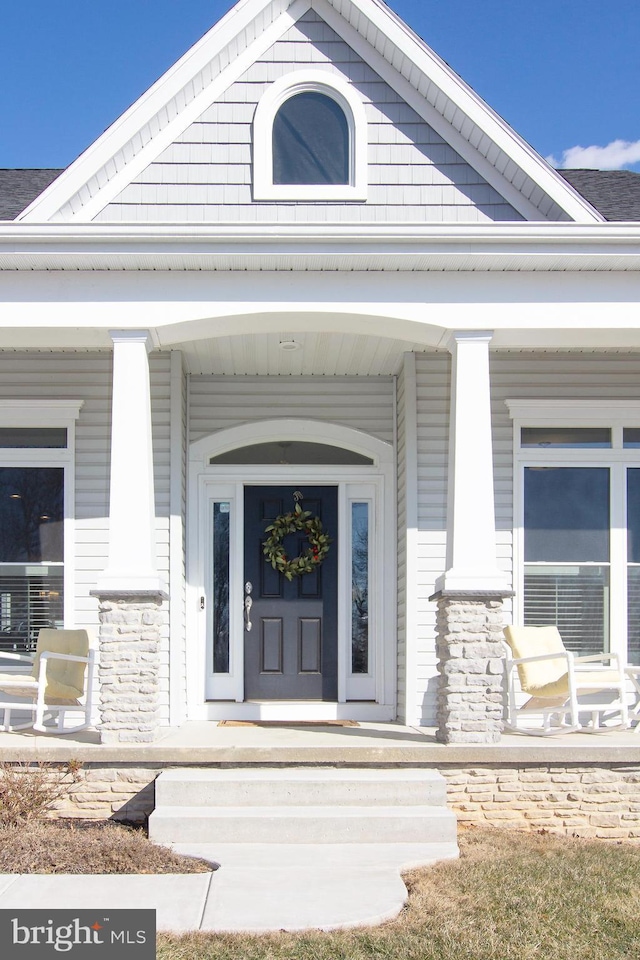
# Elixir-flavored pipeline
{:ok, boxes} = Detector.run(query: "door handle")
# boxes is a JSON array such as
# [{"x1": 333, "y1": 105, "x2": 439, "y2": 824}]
[{"x1": 244, "y1": 581, "x2": 253, "y2": 632}]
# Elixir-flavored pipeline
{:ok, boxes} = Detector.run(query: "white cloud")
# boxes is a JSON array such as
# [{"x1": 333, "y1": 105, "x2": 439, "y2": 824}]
[{"x1": 546, "y1": 139, "x2": 640, "y2": 170}]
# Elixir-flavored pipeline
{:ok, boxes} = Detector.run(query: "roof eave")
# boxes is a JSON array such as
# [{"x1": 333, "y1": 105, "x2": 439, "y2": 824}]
[{"x1": 0, "y1": 221, "x2": 638, "y2": 270}]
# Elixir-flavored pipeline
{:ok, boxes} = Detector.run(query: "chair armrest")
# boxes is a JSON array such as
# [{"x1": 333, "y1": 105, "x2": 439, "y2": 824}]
[
  {"x1": 0, "y1": 652, "x2": 35, "y2": 665},
  {"x1": 39, "y1": 651, "x2": 90, "y2": 665},
  {"x1": 508, "y1": 651, "x2": 570, "y2": 667},
  {"x1": 573, "y1": 653, "x2": 619, "y2": 665}
]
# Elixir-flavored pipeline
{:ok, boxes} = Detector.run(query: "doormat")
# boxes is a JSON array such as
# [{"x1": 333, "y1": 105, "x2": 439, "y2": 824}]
[{"x1": 218, "y1": 720, "x2": 360, "y2": 727}]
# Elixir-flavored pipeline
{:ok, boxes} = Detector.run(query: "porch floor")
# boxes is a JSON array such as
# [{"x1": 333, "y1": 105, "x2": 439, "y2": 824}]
[{"x1": 1, "y1": 721, "x2": 639, "y2": 763}]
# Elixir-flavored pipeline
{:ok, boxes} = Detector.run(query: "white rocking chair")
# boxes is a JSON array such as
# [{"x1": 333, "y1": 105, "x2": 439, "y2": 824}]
[
  {"x1": 0, "y1": 629, "x2": 95, "y2": 734},
  {"x1": 503, "y1": 625, "x2": 629, "y2": 736}
]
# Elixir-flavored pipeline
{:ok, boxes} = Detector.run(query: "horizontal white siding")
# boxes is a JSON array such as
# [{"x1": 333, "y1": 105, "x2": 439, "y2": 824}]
[
  {"x1": 189, "y1": 374, "x2": 395, "y2": 443},
  {"x1": 0, "y1": 350, "x2": 173, "y2": 724},
  {"x1": 414, "y1": 351, "x2": 449, "y2": 725},
  {"x1": 170, "y1": 352, "x2": 188, "y2": 726},
  {"x1": 395, "y1": 365, "x2": 407, "y2": 721},
  {"x1": 98, "y1": 9, "x2": 520, "y2": 224}
]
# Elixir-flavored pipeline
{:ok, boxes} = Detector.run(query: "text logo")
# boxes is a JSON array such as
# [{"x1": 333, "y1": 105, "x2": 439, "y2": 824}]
[{"x1": 0, "y1": 910, "x2": 155, "y2": 959}]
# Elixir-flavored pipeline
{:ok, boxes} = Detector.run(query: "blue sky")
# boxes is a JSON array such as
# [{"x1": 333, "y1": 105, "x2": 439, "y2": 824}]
[{"x1": 1, "y1": 0, "x2": 639, "y2": 170}]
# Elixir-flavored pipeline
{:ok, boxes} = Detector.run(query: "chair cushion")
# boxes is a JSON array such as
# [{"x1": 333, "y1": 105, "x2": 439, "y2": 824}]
[
  {"x1": 573, "y1": 669, "x2": 624, "y2": 694},
  {"x1": 504, "y1": 626, "x2": 624, "y2": 699},
  {"x1": 504, "y1": 625, "x2": 569, "y2": 695},
  {"x1": 0, "y1": 673, "x2": 38, "y2": 699},
  {"x1": 528, "y1": 670, "x2": 622, "y2": 700},
  {"x1": 31, "y1": 629, "x2": 89, "y2": 700}
]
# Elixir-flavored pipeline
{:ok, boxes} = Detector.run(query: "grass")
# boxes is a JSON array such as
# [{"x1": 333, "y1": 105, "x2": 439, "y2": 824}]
[
  {"x1": 1, "y1": 813, "x2": 639, "y2": 959},
  {"x1": 157, "y1": 827, "x2": 640, "y2": 960},
  {"x1": 0, "y1": 820, "x2": 212, "y2": 874}
]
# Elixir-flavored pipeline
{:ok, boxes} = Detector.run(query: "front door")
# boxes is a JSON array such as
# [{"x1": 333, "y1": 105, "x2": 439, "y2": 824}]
[{"x1": 243, "y1": 485, "x2": 338, "y2": 700}]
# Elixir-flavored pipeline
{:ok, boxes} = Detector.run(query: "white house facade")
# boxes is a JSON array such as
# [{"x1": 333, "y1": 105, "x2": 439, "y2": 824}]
[{"x1": 1, "y1": 0, "x2": 639, "y2": 744}]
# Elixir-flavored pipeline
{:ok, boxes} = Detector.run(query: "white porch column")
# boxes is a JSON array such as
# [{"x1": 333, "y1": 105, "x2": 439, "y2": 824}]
[
  {"x1": 92, "y1": 330, "x2": 167, "y2": 744},
  {"x1": 435, "y1": 331, "x2": 509, "y2": 594},
  {"x1": 432, "y1": 331, "x2": 511, "y2": 744},
  {"x1": 96, "y1": 330, "x2": 166, "y2": 594}
]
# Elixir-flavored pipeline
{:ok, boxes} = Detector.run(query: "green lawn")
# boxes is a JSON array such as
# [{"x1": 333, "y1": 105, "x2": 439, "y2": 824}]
[{"x1": 158, "y1": 827, "x2": 640, "y2": 960}]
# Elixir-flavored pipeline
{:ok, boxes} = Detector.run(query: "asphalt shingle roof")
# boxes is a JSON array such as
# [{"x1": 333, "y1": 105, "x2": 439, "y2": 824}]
[
  {"x1": 0, "y1": 169, "x2": 63, "y2": 220},
  {"x1": 558, "y1": 169, "x2": 640, "y2": 221},
  {"x1": 1, "y1": 167, "x2": 639, "y2": 221}
]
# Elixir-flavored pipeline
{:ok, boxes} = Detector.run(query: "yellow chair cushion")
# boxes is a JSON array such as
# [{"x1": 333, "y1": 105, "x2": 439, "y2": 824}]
[
  {"x1": 0, "y1": 673, "x2": 39, "y2": 700},
  {"x1": 504, "y1": 626, "x2": 623, "y2": 700},
  {"x1": 504, "y1": 625, "x2": 569, "y2": 696},
  {"x1": 31, "y1": 629, "x2": 89, "y2": 701}
]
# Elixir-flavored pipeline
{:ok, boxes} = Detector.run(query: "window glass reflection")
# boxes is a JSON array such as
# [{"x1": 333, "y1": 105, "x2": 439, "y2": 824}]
[
  {"x1": 213, "y1": 502, "x2": 230, "y2": 674},
  {"x1": 273, "y1": 92, "x2": 349, "y2": 185},
  {"x1": 524, "y1": 467, "x2": 610, "y2": 563},
  {"x1": 0, "y1": 468, "x2": 64, "y2": 562},
  {"x1": 351, "y1": 502, "x2": 369, "y2": 674},
  {"x1": 0, "y1": 467, "x2": 64, "y2": 654},
  {"x1": 521, "y1": 428, "x2": 611, "y2": 449}
]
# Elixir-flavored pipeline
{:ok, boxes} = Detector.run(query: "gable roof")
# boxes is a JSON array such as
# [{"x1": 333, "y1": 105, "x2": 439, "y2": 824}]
[{"x1": 15, "y1": 0, "x2": 602, "y2": 225}]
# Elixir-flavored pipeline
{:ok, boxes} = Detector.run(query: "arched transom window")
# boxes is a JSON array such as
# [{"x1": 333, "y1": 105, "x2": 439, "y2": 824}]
[{"x1": 253, "y1": 71, "x2": 368, "y2": 201}]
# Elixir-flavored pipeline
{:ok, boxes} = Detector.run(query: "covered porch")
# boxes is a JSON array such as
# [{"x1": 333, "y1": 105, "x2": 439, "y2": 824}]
[{"x1": 1, "y1": 227, "x2": 640, "y2": 746}]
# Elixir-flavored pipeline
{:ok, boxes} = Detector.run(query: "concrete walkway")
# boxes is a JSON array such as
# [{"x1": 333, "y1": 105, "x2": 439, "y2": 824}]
[{"x1": 0, "y1": 841, "x2": 458, "y2": 933}]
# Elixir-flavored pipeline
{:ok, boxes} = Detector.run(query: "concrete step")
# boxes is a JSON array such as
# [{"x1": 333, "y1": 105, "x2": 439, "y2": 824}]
[
  {"x1": 154, "y1": 767, "x2": 447, "y2": 808},
  {"x1": 148, "y1": 803, "x2": 458, "y2": 844}
]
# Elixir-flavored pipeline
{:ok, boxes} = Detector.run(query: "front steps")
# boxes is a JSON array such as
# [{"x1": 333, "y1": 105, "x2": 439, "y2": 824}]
[{"x1": 148, "y1": 767, "x2": 458, "y2": 846}]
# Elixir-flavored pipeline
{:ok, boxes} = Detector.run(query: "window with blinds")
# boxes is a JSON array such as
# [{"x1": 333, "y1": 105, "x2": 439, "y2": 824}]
[
  {"x1": 513, "y1": 408, "x2": 640, "y2": 663},
  {"x1": 523, "y1": 566, "x2": 609, "y2": 656},
  {"x1": 627, "y1": 469, "x2": 640, "y2": 664},
  {"x1": 523, "y1": 466, "x2": 610, "y2": 655},
  {"x1": 0, "y1": 467, "x2": 64, "y2": 655},
  {"x1": 0, "y1": 572, "x2": 64, "y2": 652}
]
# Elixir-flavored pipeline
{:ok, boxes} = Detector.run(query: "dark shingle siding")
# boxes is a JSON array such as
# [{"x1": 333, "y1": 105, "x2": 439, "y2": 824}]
[
  {"x1": 558, "y1": 169, "x2": 640, "y2": 221},
  {"x1": 0, "y1": 169, "x2": 63, "y2": 220}
]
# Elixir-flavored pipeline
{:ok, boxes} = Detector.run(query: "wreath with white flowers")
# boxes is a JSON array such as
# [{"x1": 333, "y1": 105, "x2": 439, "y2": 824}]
[{"x1": 263, "y1": 502, "x2": 331, "y2": 581}]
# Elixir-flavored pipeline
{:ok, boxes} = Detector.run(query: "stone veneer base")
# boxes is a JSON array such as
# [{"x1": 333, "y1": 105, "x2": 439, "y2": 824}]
[
  {"x1": 434, "y1": 595, "x2": 507, "y2": 744},
  {"x1": 4, "y1": 761, "x2": 637, "y2": 841},
  {"x1": 92, "y1": 593, "x2": 166, "y2": 744}
]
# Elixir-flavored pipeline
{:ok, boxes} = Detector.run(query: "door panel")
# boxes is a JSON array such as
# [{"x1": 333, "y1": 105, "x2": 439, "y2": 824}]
[{"x1": 243, "y1": 485, "x2": 338, "y2": 700}]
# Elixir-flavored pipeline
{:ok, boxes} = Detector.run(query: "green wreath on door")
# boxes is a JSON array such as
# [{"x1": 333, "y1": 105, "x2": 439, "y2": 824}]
[{"x1": 263, "y1": 502, "x2": 331, "y2": 581}]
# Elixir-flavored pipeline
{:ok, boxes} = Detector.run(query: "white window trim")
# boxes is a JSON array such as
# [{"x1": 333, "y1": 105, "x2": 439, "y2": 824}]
[
  {"x1": 343, "y1": 488, "x2": 377, "y2": 701},
  {"x1": 506, "y1": 399, "x2": 640, "y2": 427},
  {"x1": 0, "y1": 401, "x2": 83, "y2": 662},
  {"x1": 508, "y1": 399, "x2": 640, "y2": 662},
  {"x1": 253, "y1": 70, "x2": 368, "y2": 202}
]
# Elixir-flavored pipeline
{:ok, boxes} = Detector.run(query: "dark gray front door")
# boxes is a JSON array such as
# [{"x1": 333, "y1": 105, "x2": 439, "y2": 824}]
[{"x1": 243, "y1": 485, "x2": 338, "y2": 700}]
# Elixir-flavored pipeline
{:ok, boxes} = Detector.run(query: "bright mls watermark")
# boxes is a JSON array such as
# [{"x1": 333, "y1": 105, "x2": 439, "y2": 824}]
[{"x1": 0, "y1": 910, "x2": 155, "y2": 959}]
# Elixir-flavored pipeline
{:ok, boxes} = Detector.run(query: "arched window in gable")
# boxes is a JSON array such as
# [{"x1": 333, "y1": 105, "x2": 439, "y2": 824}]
[
  {"x1": 273, "y1": 92, "x2": 349, "y2": 186},
  {"x1": 253, "y1": 71, "x2": 368, "y2": 201}
]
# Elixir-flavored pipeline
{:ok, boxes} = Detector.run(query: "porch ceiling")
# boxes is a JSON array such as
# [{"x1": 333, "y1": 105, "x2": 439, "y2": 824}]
[{"x1": 177, "y1": 331, "x2": 426, "y2": 375}]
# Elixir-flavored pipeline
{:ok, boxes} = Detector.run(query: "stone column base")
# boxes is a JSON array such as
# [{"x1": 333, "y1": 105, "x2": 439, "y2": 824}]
[
  {"x1": 431, "y1": 592, "x2": 508, "y2": 744},
  {"x1": 91, "y1": 591, "x2": 167, "y2": 744}
]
